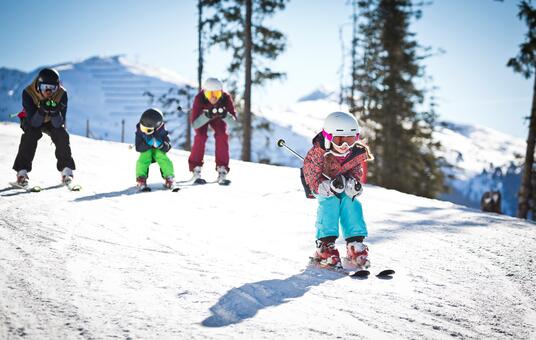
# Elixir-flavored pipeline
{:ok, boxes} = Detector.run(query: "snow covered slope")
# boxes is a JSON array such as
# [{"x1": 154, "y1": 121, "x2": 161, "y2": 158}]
[
  {"x1": 0, "y1": 58, "x2": 528, "y2": 214},
  {"x1": 1, "y1": 122, "x2": 535, "y2": 339}
]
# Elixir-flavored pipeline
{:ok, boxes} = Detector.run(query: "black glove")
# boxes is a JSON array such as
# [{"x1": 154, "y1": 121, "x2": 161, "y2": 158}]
[
  {"x1": 39, "y1": 99, "x2": 60, "y2": 116},
  {"x1": 330, "y1": 174, "x2": 346, "y2": 194},
  {"x1": 203, "y1": 109, "x2": 214, "y2": 119},
  {"x1": 219, "y1": 110, "x2": 228, "y2": 119}
]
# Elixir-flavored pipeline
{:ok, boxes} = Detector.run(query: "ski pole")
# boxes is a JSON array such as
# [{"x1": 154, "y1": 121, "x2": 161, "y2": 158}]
[
  {"x1": 276, "y1": 139, "x2": 332, "y2": 180},
  {"x1": 277, "y1": 139, "x2": 304, "y2": 161}
]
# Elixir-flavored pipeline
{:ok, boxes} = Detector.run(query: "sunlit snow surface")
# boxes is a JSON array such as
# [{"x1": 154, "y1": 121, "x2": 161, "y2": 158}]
[{"x1": 0, "y1": 122, "x2": 535, "y2": 339}]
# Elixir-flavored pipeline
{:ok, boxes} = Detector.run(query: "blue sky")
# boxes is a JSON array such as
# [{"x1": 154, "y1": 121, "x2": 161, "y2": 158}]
[{"x1": 0, "y1": 0, "x2": 532, "y2": 138}]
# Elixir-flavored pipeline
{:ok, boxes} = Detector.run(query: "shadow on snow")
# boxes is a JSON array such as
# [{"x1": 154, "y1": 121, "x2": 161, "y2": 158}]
[{"x1": 201, "y1": 266, "x2": 346, "y2": 328}]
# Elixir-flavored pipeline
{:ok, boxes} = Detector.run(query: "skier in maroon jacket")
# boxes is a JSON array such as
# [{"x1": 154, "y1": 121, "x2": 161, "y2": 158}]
[{"x1": 188, "y1": 77, "x2": 237, "y2": 184}]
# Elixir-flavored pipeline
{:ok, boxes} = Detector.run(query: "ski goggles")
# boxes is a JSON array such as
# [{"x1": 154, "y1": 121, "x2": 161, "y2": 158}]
[
  {"x1": 38, "y1": 83, "x2": 58, "y2": 93},
  {"x1": 204, "y1": 89, "x2": 222, "y2": 100},
  {"x1": 140, "y1": 123, "x2": 155, "y2": 134},
  {"x1": 322, "y1": 129, "x2": 359, "y2": 147}
]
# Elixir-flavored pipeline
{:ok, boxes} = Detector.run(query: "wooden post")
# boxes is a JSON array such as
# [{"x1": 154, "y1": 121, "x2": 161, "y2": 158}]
[
  {"x1": 86, "y1": 119, "x2": 90, "y2": 138},
  {"x1": 121, "y1": 119, "x2": 125, "y2": 143}
]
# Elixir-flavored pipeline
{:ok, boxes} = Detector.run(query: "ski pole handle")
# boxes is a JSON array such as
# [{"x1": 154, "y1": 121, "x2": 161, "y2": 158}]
[{"x1": 276, "y1": 139, "x2": 331, "y2": 180}]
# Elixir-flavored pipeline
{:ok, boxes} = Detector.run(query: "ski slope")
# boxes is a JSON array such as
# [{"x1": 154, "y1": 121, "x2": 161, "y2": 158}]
[{"x1": 0, "y1": 122, "x2": 535, "y2": 339}]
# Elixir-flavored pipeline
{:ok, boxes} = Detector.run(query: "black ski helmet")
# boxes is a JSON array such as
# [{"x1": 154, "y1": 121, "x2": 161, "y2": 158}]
[
  {"x1": 140, "y1": 108, "x2": 164, "y2": 129},
  {"x1": 37, "y1": 68, "x2": 60, "y2": 86}
]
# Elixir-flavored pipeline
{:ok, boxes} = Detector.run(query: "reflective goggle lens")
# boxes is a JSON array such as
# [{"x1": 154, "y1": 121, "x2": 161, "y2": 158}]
[
  {"x1": 332, "y1": 135, "x2": 357, "y2": 147},
  {"x1": 204, "y1": 90, "x2": 222, "y2": 100},
  {"x1": 39, "y1": 83, "x2": 58, "y2": 93},
  {"x1": 140, "y1": 124, "x2": 154, "y2": 134}
]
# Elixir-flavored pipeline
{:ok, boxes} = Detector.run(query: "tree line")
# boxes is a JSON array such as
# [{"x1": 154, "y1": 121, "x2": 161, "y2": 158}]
[{"x1": 155, "y1": 0, "x2": 536, "y2": 208}]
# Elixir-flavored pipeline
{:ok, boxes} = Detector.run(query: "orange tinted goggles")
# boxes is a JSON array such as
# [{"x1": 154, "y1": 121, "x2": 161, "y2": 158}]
[
  {"x1": 140, "y1": 123, "x2": 155, "y2": 134},
  {"x1": 332, "y1": 135, "x2": 357, "y2": 147},
  {"x1": 204, "y1": 90, "x2": 222, "y2": 100}
]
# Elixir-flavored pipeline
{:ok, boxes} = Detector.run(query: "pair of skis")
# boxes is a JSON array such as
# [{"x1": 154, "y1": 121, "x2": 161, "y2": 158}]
[
  {"x1": 137, "y1": 176, "x2": 231, "y2": 193},
  {"x1": 309, "y1": 258, "x2": 395, "y2": 278},
  {"x1": 6, "y1": 181, "x2": 81, "y2": 193}
]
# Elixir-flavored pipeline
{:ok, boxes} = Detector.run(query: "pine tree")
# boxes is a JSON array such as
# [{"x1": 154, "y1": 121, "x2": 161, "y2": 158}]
[
  {"x1": 509, "y1": 0, "x2": 536, "y2": 219},
  {"x1": 350, "y1": 0, "x2": 445, "y2": 198},
  {"x1": 201, "y1": 0, "x2": 288, "y2": 161}
]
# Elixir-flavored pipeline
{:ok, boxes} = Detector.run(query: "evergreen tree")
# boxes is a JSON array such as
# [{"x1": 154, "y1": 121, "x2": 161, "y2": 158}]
[
  {"x1": 508, "y1": 0, "x2": 536, "y2": 219},
  {"x1": 201, "y1": 0, "x2": 288, "y2": 161},
  {"x1": 350, "y1": 0, "x2": 445, "y2": 198}
]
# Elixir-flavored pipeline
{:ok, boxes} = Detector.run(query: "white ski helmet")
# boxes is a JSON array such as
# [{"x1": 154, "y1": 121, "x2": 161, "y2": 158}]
[
  {"x1": 322, "y1": 111, "x2": 360, "y2": 149},
  {"x1": 203, "y1": 77, "x2": 223, "y2": 91}
]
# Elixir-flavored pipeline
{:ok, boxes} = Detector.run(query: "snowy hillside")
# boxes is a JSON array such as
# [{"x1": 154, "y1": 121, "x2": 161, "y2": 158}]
[
  {"x1": 0, "y1": 56, "x2": 192, "y2": 142},
  {"x1": 1, "y1": 122, "x2": 535, "y2": 339},
  {"x1": 0, "y1": 57, "x2": 528, "y2": 215}
]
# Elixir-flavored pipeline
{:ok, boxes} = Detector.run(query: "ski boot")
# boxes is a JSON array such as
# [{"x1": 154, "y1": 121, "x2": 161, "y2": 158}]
[
  {"x1": 192, "y1": 166, "x2": 206, "y2": 184},
  {"x1": 312, "y1": 240, "x2": 342, "y2": 268},
  {"x1": 346, "y1": 241, "x2": 370, "y2": 269},
  {"x1": 61, "y1": 167, "x2": 74, "y2": 185},
  {"x1": 216, "y1": 166, "x2": 230, "y2": 185},
  {"x1": 164, "y1": 176, "x2": 176, "y2": 189},
  {"x1": 16, "y1": 169, "x2": 29, "y2": 187},
  {"x1": 136, "y1": 176, "x2": 150, "y2": 191}
]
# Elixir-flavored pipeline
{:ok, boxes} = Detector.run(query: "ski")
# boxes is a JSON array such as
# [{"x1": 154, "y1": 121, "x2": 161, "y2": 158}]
[
  {"x1": 65, "y1": 182, "x2": 82, "y2": 191},
  {"x1": 166, "y1": 183, "x2": 181, "y2": 192},
  {"x1": 8, "y1": 182, "x2": 42, "y2": 193},
  {"x1": 376, "y1": 269, "x2": 395, "y2": 277},
  {"x1": 137, "y1": 186, "x2": 152, "y2": 192},
  {"x1": 309, "y1": 257, "x2": 393, "y2": 278}
]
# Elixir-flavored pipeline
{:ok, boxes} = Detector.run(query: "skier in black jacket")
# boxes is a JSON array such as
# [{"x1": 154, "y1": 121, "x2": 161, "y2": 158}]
[{"x1": 12, "y1": 68, "x2": 76, "y2": 187}]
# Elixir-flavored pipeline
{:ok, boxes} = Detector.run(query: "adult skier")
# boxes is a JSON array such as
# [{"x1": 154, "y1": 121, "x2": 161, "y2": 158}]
[
  {"x1": 12, "y1": 68, "x2": 76, "y2": 187},
  {"x1": 303, "y1": 111, "x2": 373, "y2": 270},
  {"x1": 188, "y1": 77, "x2": 236, "y2": 184},
  {"x1": 135, "y1": 108, "x2": 175, "y2": 191}
]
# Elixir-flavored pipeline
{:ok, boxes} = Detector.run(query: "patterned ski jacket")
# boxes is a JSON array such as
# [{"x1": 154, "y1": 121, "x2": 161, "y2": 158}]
[{"x1": 303, "y1": 132, "x2": 371, "y2": 194}]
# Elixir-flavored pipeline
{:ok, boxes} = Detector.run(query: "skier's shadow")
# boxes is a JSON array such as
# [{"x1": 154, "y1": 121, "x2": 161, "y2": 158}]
[
  {"x1": 73, "y1": 185, "x2": 171, "y2": 202},
  {"x1": 201, "y1": 266, "x2": 345, "y2": 327},
  {"x1": 73, "y1": 187, "x2": 140, "y2": 202}
]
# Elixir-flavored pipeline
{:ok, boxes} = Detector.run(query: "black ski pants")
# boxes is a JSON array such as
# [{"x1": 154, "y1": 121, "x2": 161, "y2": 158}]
[{"x1": 13, "y1": 123, "x2": 76, "y2": 172}]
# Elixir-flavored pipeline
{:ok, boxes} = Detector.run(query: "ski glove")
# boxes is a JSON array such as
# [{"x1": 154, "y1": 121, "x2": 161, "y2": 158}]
[
  {"x1": 203, "y1": 109, "x2": 214, "y2": 119},
  {"x1": 317, "y1": 174, "x2": 346, "y2": 197},
  {"x1": 345, "y1": 177, "x2": 363, "y2": 200}
]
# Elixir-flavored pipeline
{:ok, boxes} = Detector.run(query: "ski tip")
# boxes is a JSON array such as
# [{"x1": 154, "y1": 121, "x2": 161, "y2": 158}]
[
  {"x1": 376, "y1": 269, "x2": 395, "y2": 277},
  {"x1": 350, "y1": 270, "x2": 370, "y2": 278},
  {"x1": 218, "y1": 180, "x2": 231, "y2": 186}
]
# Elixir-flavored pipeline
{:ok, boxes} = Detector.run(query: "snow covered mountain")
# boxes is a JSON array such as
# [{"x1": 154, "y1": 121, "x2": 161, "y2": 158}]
[
  {"x1": 0, "y1": 56, "x2": 527, "y2": 215},
  {"x1": 0, "y1": 55, "x2": 192, "y2": 142},
  {"x1": 0, "y1": 122, "x2": 535, "y2": 339}
]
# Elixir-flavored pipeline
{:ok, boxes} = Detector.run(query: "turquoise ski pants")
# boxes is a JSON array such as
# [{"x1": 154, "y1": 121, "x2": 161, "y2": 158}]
[{"x1": 315, "y1": 194, "x2": 368, "y2": 240}]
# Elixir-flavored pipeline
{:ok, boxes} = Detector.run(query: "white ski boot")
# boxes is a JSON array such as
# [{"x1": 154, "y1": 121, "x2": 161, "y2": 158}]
[
  {"x1": 61, "y1": 167, "x2": 73, "y2": 185},
  {"x1": 16, "y1": 169, "x2": 29, "y2": 187},
  {"x1": 192, "y1": 166, "x2": 206, "y2": 184},
  {"x1": 216, "y1": 166, "x2": 230, "y2": 185}
]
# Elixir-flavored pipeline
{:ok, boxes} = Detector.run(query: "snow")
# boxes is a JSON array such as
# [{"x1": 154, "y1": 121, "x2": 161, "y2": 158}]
[
  {"x1": 0, "y1": 55, "x2": 529, "y2": 214},
  {"x1": 1, "y1": 122, "x2": 535, "y2": 339}
]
